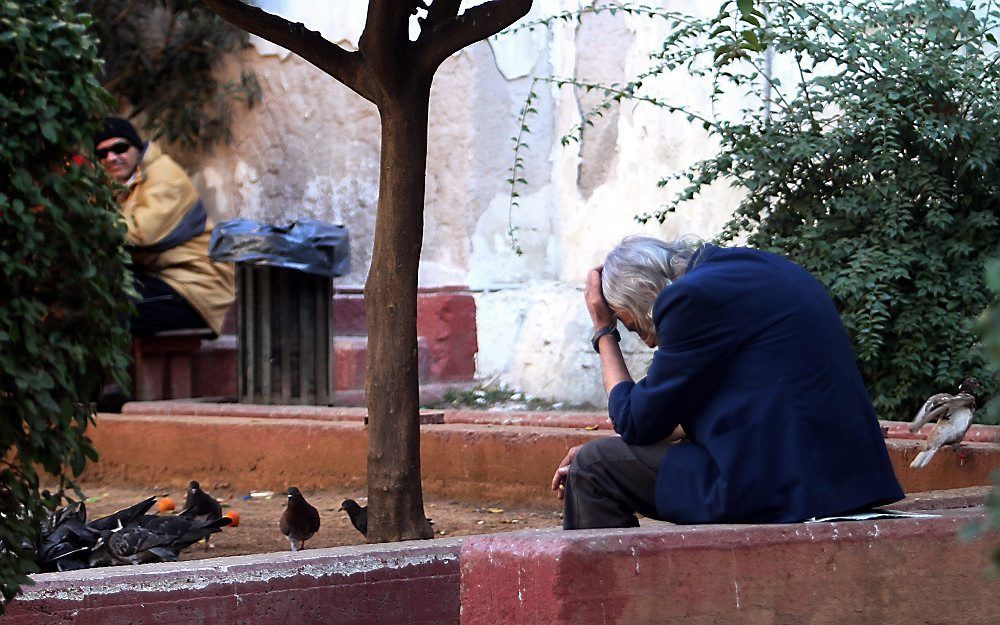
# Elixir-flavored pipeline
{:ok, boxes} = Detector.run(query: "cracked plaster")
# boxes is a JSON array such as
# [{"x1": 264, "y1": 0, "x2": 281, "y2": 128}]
[{"x1": 178, "y1": 1, "x2": 748, "y2": 404}]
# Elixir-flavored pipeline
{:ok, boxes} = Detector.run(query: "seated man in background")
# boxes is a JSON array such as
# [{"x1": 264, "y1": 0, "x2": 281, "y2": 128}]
[
  {"x1": 94, "y1": 117, "x2": 234, "y2": 409},
  {"x1": 551, "y1": 235, "x2": 903, "y2": 528}
]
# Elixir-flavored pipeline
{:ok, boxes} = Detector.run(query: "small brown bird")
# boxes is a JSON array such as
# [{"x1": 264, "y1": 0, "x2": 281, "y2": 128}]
[
  {"x1": 279, "y1": 487, "x2": 320, "y2": 551},
  {"x1": 179, "y1": 481, "x2": 223, "y2": 521},
  {"x1": 339, "y1": 499, "x2": 368, "y2": 537},
  {"x1": 909, "y1": 377, "x2": 981, "y2": 468}
]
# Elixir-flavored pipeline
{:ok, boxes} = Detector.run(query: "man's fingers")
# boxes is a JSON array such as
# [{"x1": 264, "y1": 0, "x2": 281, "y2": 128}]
[
  {"x1": 552, "y1": 445, "x2": 580, "y2": 499},
  {"x1": 551, "y1": 464, "x2": 571, "y2": 496},
  {"x1": 550, "y1": 467, "x2": 566, "y2": 491}
]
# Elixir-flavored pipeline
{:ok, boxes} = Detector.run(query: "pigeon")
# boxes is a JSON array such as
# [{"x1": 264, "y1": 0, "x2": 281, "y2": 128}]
[
  {"x1": 909, "y1": 377, "x2": 982, "y2": 469},
  {"x1": 339, "y1": 499, "x2": 368, "y2": 537},
  {"x1": 107, "y1": 515, "x2": 231, "y2": 565},
  {"x1": 179, "y1": 481, "x2": 223, "y2": 521},
  {"x1": 88, "y1": 496, "x2": 158, "y2": 533},
  {"x1": 36, "y1": 501, "x2": 99, "y2": 572},
  {"x1": 279, "y1": 487, "x2": 320, "y2": 551},
  {"x1": 86, "y1": 496, "x2": 158, "y2": 567},
  {"x1": 339, "y1": 499, "x2": 433, "y2": 538}
]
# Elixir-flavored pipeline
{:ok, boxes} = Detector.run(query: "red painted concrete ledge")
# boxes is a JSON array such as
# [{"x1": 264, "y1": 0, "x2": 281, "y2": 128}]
[
  {"x1": 5, "y1": 539, "x2": 462, "y2": 625},
  {"x1": 461, "y1": 508, "x2": 999, "y2": 625},
  {"x1": 9, "y1": 508, "x2": 997, "y2": 625}
]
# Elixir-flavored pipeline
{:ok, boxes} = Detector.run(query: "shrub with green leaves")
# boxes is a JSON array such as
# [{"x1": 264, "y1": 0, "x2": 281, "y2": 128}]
[
  {"x1": 80, "y1": 0, "x2": 262, "y2": 148},
  {"x1": 644, "y1": 0, "x2": 1000, "y2": 420},
  {"x1": 982, "y1": 258, "x2": 1000, "y2": 567},
  {"x1": 0, "y1": 0, "x2": 130, "y2": 610}
]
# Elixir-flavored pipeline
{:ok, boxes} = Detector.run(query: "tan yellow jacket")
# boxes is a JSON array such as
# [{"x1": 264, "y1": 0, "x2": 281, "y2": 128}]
[{"x1": 121, "y1": 142, "x2": 234, "y2": 334}]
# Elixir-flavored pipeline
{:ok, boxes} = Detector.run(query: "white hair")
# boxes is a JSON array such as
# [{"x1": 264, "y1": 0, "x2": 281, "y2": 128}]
[{"x1": 601, "y1": 235, "x2": 704, "y2": 337}]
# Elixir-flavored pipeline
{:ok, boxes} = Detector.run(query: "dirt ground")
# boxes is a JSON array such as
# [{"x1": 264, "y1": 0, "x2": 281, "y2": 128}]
[{"x1": 73, "y1": 482, "x2": 564, "y2": 561}]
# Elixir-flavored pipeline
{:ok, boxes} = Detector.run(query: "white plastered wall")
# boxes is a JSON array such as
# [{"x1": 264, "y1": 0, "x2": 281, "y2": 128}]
[{"x1": 183, "y1": 1, "x2": 748, "y2": 406}]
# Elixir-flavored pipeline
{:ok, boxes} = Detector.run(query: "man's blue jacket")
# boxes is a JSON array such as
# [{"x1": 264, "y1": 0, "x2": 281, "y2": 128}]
[{"x1": 609, "y1": 245, "x2": 904, "y2": 523}]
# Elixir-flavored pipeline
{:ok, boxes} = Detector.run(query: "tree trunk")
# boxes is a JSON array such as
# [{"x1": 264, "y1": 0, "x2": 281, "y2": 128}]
[
  {"x1": 364, "y1": 82, "x2": 434, "y2": 542},
  {"x1": 201, "y1": 0, "x2": 533, "y2": 544}
]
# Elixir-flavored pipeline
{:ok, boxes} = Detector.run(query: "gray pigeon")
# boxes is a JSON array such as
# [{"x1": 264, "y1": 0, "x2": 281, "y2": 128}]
[
  {"x1": 910, "y1": 378, "x2": 981, "y2": 468},
  {"x1": 107, "y1": 514, "x2": 231, "y2": 565}
]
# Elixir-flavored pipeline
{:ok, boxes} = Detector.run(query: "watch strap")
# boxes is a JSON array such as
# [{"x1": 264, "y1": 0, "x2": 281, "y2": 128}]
[{"x1": 591, "y1": 323, "x2": 621, "y2": 353}]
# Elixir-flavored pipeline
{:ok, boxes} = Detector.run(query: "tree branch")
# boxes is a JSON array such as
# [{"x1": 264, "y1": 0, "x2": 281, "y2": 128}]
[
  {"x1": 419, "y1": 0, "x2": 461, "y2": 34},
  {"x1": 414, "y1": 0, "x2": 532, "y2": 76},
  {"x1": 358, "y1": 0, "x2": 413, "y2": 87},
  {"x1": 201, "y1": 0, "x2": 378, "y2": 103}
]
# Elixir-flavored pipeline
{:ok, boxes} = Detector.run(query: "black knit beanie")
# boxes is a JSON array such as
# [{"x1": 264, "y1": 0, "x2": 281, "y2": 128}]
[{"x1": 92, "y1": 117, "x2": 143, "y2": 149}]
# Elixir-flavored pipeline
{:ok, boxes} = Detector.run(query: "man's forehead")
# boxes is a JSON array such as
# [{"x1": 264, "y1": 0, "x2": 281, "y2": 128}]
[{"x1": 97, "y1": 137, "x2": 133, "y2": 149}]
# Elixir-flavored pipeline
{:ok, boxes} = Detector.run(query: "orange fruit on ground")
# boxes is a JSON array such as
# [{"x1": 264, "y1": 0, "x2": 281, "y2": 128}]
[
  {"x1": 225, "y1": 510, "x2": 240, "y2": 527},
  {"x1": 158, "y1": 497, "x2": 176, "y2": 513}
]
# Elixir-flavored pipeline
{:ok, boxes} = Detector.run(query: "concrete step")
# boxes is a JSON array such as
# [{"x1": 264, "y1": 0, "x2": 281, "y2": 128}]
[{"x1": 83, "y1": 410, "x2": 1000, "y2": 503}]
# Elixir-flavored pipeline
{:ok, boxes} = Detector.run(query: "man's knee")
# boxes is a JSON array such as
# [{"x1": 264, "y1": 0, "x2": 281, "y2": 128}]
[{"x1": 572, "y1": 436, "x2": 631, "y2": 471}]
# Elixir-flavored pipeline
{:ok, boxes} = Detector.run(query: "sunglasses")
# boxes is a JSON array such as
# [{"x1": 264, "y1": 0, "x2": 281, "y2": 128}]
[{"x1": 96, "y1": 142, "x2": 133, "y2": 160}]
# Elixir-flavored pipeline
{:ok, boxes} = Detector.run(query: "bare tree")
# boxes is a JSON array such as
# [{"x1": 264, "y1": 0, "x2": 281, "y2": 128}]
[{"x1": 201, "y1": 0, "x2": 532, "y2": 541}]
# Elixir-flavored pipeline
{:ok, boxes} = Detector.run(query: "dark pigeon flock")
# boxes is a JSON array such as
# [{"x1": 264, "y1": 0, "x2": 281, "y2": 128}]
[
  {"x1": 21, "y1": 484, "x2": 233, "y2": 572},
  {"x1": 8, "y1": 483, "x2": 386, "y2": 571}
]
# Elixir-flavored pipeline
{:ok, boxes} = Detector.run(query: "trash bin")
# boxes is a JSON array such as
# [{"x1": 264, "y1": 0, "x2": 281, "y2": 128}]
[{"x1": 210, "y1": 219, "x2": 350, "y2": 405}]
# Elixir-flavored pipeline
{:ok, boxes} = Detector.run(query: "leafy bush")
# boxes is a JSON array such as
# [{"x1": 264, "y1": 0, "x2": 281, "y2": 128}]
[
  {"x1": 644, "y1": 0, "x2": 1000, "y2": 420},
  {"x1": 0, "y1": 0, "x2": 131, "y2": 610},
  {"x1": 79, "y1": 0, "x2": 262, "y2": 148}
]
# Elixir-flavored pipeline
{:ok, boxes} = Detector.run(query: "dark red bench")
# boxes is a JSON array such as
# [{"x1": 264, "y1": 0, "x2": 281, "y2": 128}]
[{"x1": 131, "y1": 328, "x2": 216, "y2": 401}]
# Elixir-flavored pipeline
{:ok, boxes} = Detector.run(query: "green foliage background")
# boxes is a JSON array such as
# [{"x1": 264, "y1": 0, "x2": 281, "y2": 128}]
[
  {"x1": 646, "y1": 0, "x2": 1000, "y2": 421},
  {"x1": 79, "y1": 0, "x2": 261, "y2": 148},
  {"x1": 981, "y1": 259, "x2": 1000, "y2": 567},
  {"x1": 0, "y1": 0, "x2": 131, "y2": 611}
]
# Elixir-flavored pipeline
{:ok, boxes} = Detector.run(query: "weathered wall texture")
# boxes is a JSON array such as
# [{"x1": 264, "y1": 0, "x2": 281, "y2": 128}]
[{"x1": 181, "y1": 1, "x2": 747, "y2": 406}]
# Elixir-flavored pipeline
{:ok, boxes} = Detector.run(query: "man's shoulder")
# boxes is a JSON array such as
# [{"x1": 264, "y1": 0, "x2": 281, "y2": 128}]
[
  {"x1": 693, "y1": 245, "x2": 813, "y2": 283},
  {"x1": 654, "y1": 245, "x2": 812, "y2": 311},
  {"x1": 698, "y1": 244, "x2": 789, "y2": 265},
  {"x1": 140, "y1": 142, "x2": 195, "y2": 186}
]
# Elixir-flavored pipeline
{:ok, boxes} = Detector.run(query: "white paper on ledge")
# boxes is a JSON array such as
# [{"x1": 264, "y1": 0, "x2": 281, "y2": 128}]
[{"x1": 805, "y1": 509, "x2": 940, "y2": 523}]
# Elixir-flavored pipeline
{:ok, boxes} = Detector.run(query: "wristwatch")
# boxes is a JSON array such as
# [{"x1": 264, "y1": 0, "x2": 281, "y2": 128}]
[{"x1": 591, "y1": 323, "x2": 621, "y2": 353}]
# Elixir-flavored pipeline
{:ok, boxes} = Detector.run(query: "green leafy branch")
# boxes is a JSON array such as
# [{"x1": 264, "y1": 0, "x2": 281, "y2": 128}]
[
  {"x1": 496, "y1": 2, "x2": 677, "y2": 38},
  {"x1": 505, "y1": 77, "x2": 541, "y2": 256}
]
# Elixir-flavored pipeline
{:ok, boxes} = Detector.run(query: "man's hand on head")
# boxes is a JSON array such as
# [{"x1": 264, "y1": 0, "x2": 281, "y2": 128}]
[{"x1": 585, "y1": 266, "x2": 615, "y2": 329}]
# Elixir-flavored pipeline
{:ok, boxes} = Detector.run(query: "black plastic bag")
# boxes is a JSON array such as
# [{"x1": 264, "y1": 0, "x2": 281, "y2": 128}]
[{"x1": 209, "y1": 219, "x2": 350, "y2": 278}]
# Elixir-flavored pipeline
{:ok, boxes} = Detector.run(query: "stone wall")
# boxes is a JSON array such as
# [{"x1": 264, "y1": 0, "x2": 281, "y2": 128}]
[{"x1": 179, "y1": 1, "x2": 749, "y2": 405}]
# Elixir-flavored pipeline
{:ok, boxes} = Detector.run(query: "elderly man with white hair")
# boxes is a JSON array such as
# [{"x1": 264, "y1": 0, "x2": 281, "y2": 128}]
[{"x1": 551, "y1": 236, "x2": 904, "y2": 529}]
